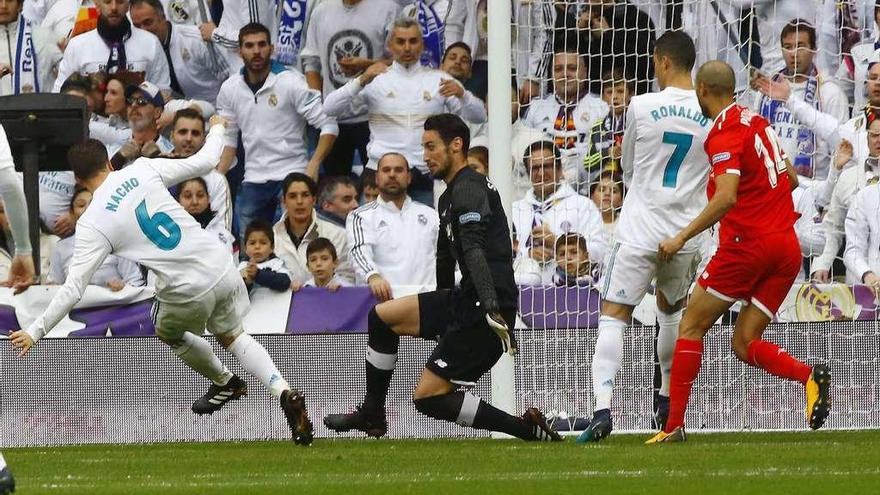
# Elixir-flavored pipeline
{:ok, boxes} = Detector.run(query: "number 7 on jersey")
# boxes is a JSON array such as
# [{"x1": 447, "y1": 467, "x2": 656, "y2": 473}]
[{"x1": 661, "y1": 131, "x2": 694, "y2": 188}]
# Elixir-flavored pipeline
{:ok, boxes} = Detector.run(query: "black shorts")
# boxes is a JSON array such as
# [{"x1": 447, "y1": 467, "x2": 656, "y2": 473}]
[{"x1": 418, "y1": 289, "x2": 516, "y2": 386}]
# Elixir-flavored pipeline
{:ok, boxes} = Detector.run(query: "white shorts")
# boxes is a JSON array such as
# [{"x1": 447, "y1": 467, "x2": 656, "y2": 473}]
[
  {"x1": 599, "y1": 241, "x2": 701, "y2": 307},
  {"x1": 152, "y1": 268, "x2": 251, "y2": 341}
]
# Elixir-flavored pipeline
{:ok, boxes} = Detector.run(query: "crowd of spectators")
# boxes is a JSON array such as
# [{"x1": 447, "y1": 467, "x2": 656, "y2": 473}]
[{"x1": 2, "y1": 0, "x2": 880, "y2": 305}]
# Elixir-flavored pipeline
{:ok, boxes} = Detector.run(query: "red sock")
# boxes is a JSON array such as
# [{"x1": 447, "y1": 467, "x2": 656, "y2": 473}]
[
  {"x1": 746, "y1": 339, "x2": 812, "y2": 384},
  {"x1": 665, "y1": 338, "x2": 703, "y2": 433}
]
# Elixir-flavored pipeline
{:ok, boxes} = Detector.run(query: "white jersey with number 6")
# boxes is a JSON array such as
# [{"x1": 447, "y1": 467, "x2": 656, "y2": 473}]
[
  {"x1": 616, "y1": 87, "x2": 712, "y2": 253},
  {"x1": 24, "y1": 124, "x2": 232, "y2": 342}
]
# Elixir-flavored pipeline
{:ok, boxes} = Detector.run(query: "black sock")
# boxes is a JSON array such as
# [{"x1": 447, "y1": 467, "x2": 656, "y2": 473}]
[
  {"x1": 413, "y1": 392, "x2": 534, "y2": 440},
  {"x1": 363, "y1": 308, "x2": 399, "y2": 411}
]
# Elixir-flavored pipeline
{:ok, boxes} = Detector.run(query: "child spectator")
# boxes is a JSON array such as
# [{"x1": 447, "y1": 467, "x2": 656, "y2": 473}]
[
  {"x1": 552, "y1": 233, "x2": 599, "y2": 288},
  {"x1": 467, "y1": 146, "x2": 489, "y2": 176},
  {"x1": 302, "y1": 237, "x2": 345, "y2": 291},
  {"x1": 589, "y1": 170, "x2": 625, "y2": 239},
  {"x1": 48, "y1": 187, "x2": 144, "y2": 290},
  {"x1": 239, "y1": 219, "x2": 292, "y2": 293},
  {"x1": 585, "y1": 70, "x2": 633, "y2": 177},
  {"x1": 360, "y1": 171, "x2": 379, "y2": 204}
]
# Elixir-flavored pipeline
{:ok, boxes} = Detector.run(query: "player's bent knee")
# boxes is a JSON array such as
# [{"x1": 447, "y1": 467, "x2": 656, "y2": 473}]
[
  {"x1": 600, "y1": 300, "x2": 633, "y2": 321},
  {"x1": 214, "y1": 328, "x2": 243, "y2": 348},
  {"x1": 156, "y1": 333, "x2": 183, "y2": 348},
  {"x1": 731, "y1": 335, "x2": 754, "y2": 363}
]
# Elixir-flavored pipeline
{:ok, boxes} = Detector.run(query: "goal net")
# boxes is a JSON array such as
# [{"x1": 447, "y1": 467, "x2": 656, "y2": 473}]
[{"x1": 496, "y1": 0, "x2": 880, "y2": 432}]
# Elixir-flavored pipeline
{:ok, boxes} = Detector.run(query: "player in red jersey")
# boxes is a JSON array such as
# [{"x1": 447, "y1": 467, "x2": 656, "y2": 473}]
[{"x1": 646, "y1": 61, "x2": 831, "y2": 443}]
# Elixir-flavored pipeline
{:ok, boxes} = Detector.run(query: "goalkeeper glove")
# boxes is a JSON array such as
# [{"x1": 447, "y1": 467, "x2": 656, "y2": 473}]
[{"x1": 485, "y1": 312, "x2": 517, "y2": 356}]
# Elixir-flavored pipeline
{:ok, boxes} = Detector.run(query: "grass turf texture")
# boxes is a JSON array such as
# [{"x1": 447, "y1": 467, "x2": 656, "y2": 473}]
[{"x1": 6, "y1": 431, "x2": 879, "y2": 494}]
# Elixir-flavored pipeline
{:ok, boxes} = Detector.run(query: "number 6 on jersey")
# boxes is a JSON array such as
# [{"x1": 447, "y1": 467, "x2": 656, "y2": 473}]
[{"x1": 136, "y1": 200, "x2": 182, "y2": 250}]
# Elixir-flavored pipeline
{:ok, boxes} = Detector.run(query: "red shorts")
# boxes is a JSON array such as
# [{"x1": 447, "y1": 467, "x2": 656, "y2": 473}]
[{"x1": 697, "y1": 230, "x2": 801, "y2": 318}]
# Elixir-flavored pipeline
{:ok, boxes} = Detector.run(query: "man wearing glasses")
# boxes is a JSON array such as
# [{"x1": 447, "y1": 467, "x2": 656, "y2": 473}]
[{"x1": 108, "y1": 81, "x2": 174, "y2": 168}]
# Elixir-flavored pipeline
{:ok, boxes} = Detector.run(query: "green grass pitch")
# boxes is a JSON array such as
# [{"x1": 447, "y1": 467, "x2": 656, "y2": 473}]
[{"x1": 6, "y1": 430, "x2": 879, "y2": 494}]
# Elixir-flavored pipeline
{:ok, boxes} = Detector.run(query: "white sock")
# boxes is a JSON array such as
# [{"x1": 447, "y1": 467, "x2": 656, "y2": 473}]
[
  {"x1": 173, "y1": 333, "x2": 233, "y2": 386},
  {"x1": 227, "y1": 333, "x2": 290, "y2": 398},
  {"x1": 0, "y1": 452, "x2": 6, "y2": 470},
  {"x1": 592, "y1": 315, "x2": 627, "y2": 411},
  {"x1": 656, "y1": 309, "x2": 682, "y2": 397}
]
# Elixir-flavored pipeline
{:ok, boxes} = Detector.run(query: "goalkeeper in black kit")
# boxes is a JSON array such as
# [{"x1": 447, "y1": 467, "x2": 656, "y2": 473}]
[{"x1": 324, "y1": 114, "x2": 561, "y2": 442}]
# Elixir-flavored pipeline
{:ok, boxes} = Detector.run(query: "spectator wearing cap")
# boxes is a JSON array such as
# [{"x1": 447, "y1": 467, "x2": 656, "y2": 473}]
[
  {"x1": 107, "y1": 80, "x2": 174, "y2": 168},
  {"x1": 0, "y1": 0, "x2": 62, "y2": 96},
  {"x1": 346, "y1": 152, "x2": 438, "y2": 301},
  {"x1": 216, "y1": 22, "x2": 338, "y2": 232},
  {"x1": 316, "y1": 176, "x2": 360, "y2": 228},
  {"x1": 53, "y1": 0, "x2": 171, "y2": 92},
  {"x1": 300, "y1": 0, "x2": 401, "y2": 178},
  {"x1": 130, "y1": 0, "x2": 229, "y2": 103},
  {"x1": 323, "y1": 17, "x2": 487, "y2": 207}
]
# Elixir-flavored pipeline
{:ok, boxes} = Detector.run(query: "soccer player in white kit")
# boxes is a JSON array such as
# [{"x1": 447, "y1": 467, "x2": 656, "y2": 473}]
[
  {"x1": 0, "y1": 123, "x2": 38, "y2": 494},
  {"x1": 578, "y1": 31, "x2": 712, "y2": 442},
  {"x1": 9, "y1": 116, "x2": 315, "y2": 446}
]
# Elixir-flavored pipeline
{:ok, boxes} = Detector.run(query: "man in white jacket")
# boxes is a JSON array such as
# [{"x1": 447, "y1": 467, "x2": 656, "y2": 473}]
[
  {"x1": 511, "y1": 141, "x2": 607, "y2": 276},
  {"x1": 347, "y1": 153, "x2": 438, "y2": 301},
  {"x1": 216, "y1": 22, "x2": 337, "y2": 232},
  {"x1": 53, "y1": 0, "x2": 172, "y2": 92},
  {"x1": 323, "y1": 16, "x2": 487, "y2": 206},
  {"x1": 844, "y1": 180, "x2": 880, "y2": 291}
]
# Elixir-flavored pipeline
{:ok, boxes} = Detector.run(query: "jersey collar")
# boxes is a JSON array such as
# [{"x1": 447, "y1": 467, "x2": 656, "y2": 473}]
[{"x1": 712, "y1": 102, "x2": 738, "y2": 129}]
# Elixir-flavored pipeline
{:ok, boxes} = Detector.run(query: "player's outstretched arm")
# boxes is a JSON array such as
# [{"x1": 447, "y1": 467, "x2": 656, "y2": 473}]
[
  {"x1": 0, "y1": 125, "x2": 35, "y2": 292},
  {"x1": 659, "y1": 173, "x2": 739, "y2": 261},
  {"x1": 151, "y1": 116, "x2": 227, "y2": 187},
  {"x1": 9, "y1": 225, "x2": 112, "y2": 356}
]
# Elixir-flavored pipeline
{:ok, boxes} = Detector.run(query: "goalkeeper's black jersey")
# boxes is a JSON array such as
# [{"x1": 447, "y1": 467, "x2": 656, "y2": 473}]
[{"x1": 436, "y1": 166, "x2": 517, "y2": 311}]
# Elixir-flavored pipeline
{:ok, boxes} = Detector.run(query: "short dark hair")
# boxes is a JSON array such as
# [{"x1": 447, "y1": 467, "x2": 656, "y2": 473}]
[
  {"x1": 524, "y1": 140, "x2": 561, "y2": 168},
  {"x1": 780, "y1": 18, "x2": 817, "y2": 49},
  {"x1": 601, "y1": 68, "x2": 635, "y2": 93},
  {"x1": 282, "y1": 172, "x2": 318, "y2": 197},
  {"x1": 442, "y1": 42, "x2": 472, "y2": 61},
  {"x1": 555, "y1": 232, "x2": 587, "y2": 254},
  {"x1": 238, "y1": 22, "x2": 271, "y2": 47},
  {"x1": 130, "y1": 0, "x2": 165, "y2": 16},
  {"x1": 244, "y1": 218, "x2": 275, "y2": 246},
  {"x1": 424, "y1": 113, "x2": 470, "y2": 152},
  {"x1": 654, "y1": 31, "x2": 696, "y2": 71},
  {"x1": 318, "y1": 175, "x2": 357, "y2": 207},
  {"x1": 306, "y1": 237, "x2": 338, "y2": 261},
  {"x1": 69, "y1": 185, "x2": 91, "y2": 210},
  {"x1": 174, "y1": 177, "x2": 209, "y2": 202},
  {"x1": 67, "y1": 139, "x2": 109, "y2": 181},
  {"x1": 589, "y1": 170, "x2": 625, "y2": 197},
  {"x1": 59, "y1": 73, "x2": 93, "y2": 95},
  {"x1": 172, "y1": 108, "x2": 205, "y2": 130},
  {"x1": 468, "y1": 146, "x2": 489, "y2": 166}
]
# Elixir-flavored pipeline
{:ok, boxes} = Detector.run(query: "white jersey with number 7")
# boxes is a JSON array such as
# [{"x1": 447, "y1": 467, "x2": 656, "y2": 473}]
[
  {"x1": 616, "y1": 87, "x2": 712, "y2": 253},
  {"x1": 24, "y1": 124, "x2": 231, "y2": 342}
]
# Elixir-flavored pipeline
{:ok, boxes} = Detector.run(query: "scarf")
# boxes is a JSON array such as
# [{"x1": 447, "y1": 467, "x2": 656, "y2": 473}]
[
  {"x1": 96, "y1": 15, "x2": 132, "y2": 73},
  {"x1": 275, "y1": 0, "x2": 308, "y2": 66},
  {"x1": 416, "y1": 0, "x2": 445, "y2": 69},
  {"x1": 191, "y1": 209, "x2": 216, "y2": 229},
  {"x1": 759, "y1": 66, "x2": 819, "y2": 177},
  {"x1": 12, "y1": 15, "x2": 39, "y2": 94},
  {"x1": 552, "y1": 263, "x2": 597, "y2": 288}
]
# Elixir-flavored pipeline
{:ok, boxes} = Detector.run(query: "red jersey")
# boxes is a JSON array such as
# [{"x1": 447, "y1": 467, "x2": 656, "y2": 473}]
[{"x1": 704, "y1": 103, "x2": 798, "y2": 244}]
